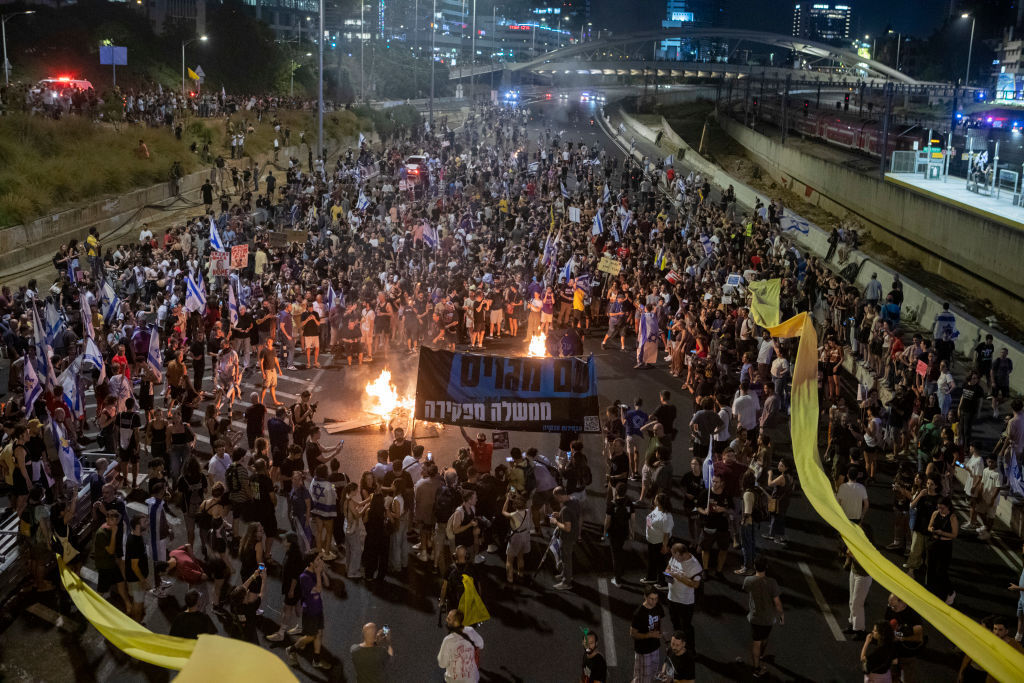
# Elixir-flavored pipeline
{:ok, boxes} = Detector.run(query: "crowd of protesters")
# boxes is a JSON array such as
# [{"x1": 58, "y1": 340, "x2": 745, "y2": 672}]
[{"x1": 0, "y1": 92, "x2": 1021, "y2": 683}]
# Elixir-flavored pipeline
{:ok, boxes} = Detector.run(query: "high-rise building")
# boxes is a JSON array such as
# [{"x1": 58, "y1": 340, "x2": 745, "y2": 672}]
[
  {"x1": 791, "y1": 3, "x2": 851, "y2": 43},
  {"x1": 659, "y1": 0, "x2": 727, "y2": 62}
]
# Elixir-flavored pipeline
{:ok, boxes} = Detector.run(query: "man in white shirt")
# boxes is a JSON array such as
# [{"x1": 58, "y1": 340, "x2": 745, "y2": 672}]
[
  {"x1": 836, "y1": 468, "x2": 869, "y2": 524},
  {"x1": 976, "y1": 456, "x2": 1004, "y2": 538},
  {"x1": 437, "y1": 609, "x2": 484, "y2": 683},
  {"x1": 665, "y1": 541, "x2": 702, "y2": 642},
  {"x1": 207, "y1": 448, "x2": 231, "y2": 489},
  {"x1": 732, "y1": 381, "x2": 759, "y2": 436},
  {"x1": 139, "y1": 225, "x2": 154, "y2": 243}
]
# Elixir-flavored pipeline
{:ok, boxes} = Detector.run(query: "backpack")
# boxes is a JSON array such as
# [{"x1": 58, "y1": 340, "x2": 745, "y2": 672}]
[
  {"x1": 579, "y1": 462, "x2": 593, "y2": 488},
  {"x1": 751, "y1": 487, "x2": 770, "y2": 524},
  {"x1": 225, "y1": 463, "x2": 244, "y2": 497},
  {"x1": 434, "y1": 485, "x2": 459, "y2": 528},
  {"x1": 608, "y1": 498, "x2": 633, "y2": 538},
  {"x1": 521, "y1": 461, "x2": 537, "y2": 493}
]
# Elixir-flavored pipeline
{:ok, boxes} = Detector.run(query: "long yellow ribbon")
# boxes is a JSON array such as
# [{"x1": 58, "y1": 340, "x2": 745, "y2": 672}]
[
  {"x1": 765, "y1": 312, "x2": 1024, "y2": 682},
  {"x1": 58, "y1": 557, "x2": 298, "y2": 679}
]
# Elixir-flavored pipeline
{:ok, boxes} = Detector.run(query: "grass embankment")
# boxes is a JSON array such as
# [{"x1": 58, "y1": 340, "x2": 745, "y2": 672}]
[{"x1": 0, "y1": 108, "x2": 370, "y2": 227}]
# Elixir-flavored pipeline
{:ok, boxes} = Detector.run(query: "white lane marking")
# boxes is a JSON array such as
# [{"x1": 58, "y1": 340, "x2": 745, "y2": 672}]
[
  {"x1": 797, "y1": 561, "x2": 845, "y2": 641},
  {"x1": 597, "y1": 578, "x2": 618, "y2": 667},
  {"x1": 950, "y1": 499, "x2": 1021, "y2": 573}
]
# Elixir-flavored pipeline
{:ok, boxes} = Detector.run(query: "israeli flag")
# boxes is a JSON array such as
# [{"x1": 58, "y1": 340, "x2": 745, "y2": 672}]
[
  {"x1": 185, "y1": 272, "x2": 207, "y2": 313},
  {"x1": 57, "y1": 357, "x2": 84, "y2": 420},
  {"x1": 100, "y1": 279, "x2": 120, "y2": 324},
  {"x1": 592, "y1": 211, "x2": 603, "y2": 236},
  {"x1": 779, "y1": 211, "x2": 811, "y2": 235},
  {"x1": 541, "y1": 231, "x2": 554, "y2": 268},
  {"x1": 80, "y1": 294, "x2": 95, "y2": 340},
  {"x1": 23, "y1": 359, "x2": 42, "y2": 412},
  {"x1": 356, "y1": 193, "x2": 370, "y2": 211},
  {"x1": 638, "y1": 310, "x2": 658, "y2": 346},
  {"x1": 561, "y1": 255, "x2": 575, "y2": 282},
  {"x1": 209, "y1": 217, "x2": 225, "y2": 252},
  {"x1": 52, "y1": 420, "x2": 82, "y2": 485},
  {"x1": 576, "y1": 272, "x2": 592, "y2": 295},
  {"x1": 602, "y1": 183, "x2": 610, "y2": 204},
  {"x1": 701, "y1": 438, "x2": 714, "y2": 490},
  {"x1": 560, "y1": 182, "x2": 570, "y2": 199},
  {"x1": 611, "y1": 225, "x2": 620, "y2": 242},
  {"x1": 621, "y1": 210, "x2": 632, "y2": 233},
  {"x1": 228, "y1": 282, "x2": 239, "y2": 327},
  {"x1": 359, "y1": 132, "x2": 366, "y2": 147},
  {"x1": 665, "y1": 154, "x2": 674, "y2": 167},
  {"x1": 84, "y1": 337, "x2": 106, "y2": 384},
  {"x1": 699, "y1": 233, "x2": 713, "y2": 256},
  {"x1": 1007, "y1": 450, "x2": 1024, "y2": 498},
  {"x1": 757, "y1": 206, "x2": 768, "y2": 221},
  {"x1": 147, "y1": 326, "x2": 163, "y2": 377},
  {"x1": 31, "y1": 305, "x2": 58, "y2": 387},
  {"x1": 67, "y1": 257, "x2": 76, "y2": 285},
  {"x1": 423, "y1": 223, "x2": 438, "y2": 249},
  {"x1": 44, "y1": 301, "x2": 63, "y2": 346},
  {"x1": 327, "y1": 282, "x2": 343, "y2": 312}
]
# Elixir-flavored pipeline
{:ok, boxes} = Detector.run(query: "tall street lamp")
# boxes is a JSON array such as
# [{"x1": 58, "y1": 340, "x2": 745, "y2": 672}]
[
  {"x1": 317, "y1": 0, "x2": 324, "y2": 163},
  {"x1": 962, "y1": 12, "x2": 976, "y2": 86},
  {"x1": 181, "y1": 34, "x2": 208, "y2": 95},
  {"x1": 2, "y1": 10, "x2": 35, "y2": 89},
  {"x1": 429, "y1": 0, "x2": 436, "y2": 129}
]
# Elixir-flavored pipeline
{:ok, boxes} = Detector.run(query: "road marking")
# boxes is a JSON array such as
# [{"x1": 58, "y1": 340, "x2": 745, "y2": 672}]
[
  {"x1": 597, "y1": 578, "x2": 618, "y2": 667},
  {"x1": 797, "y1": 561, "x2": 845, "y2": 641},
  {"x1": 80, "y1": 566, "x2": 98, "y2": 587},
  {"x1": 950, "y1": 499, "x2": 1022, "y2": 573}
]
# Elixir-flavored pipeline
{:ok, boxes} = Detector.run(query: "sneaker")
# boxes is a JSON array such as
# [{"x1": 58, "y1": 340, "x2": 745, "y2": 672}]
[
  {"x1": 417, "y1": 551, "x2": 429, "y2": 562},
  {"x1": 287, "y1": 365, "x2": 298, "y2": 371},
  {"x1": 610, "y1": 578, "x2": 623, "y2": 588},
  {"x1": 773, "y1": 537, "x2": 788, "y2": 546},
  {"x1": 474, "y1": 553, "x2": 487, "y2": 564},
  {"x1": 314, "y1": 658, "x2": 332, "y2": 670},
  {"x1": 255, "y1": 608, "x2": 264, "y2": 616},
  {"x1": 266, "y1": 632, "x2": 285, "y2": 642},
  {"x1": 885, "y1": 542, "x2": 903, "y2": 550},
  {"x1": 286, "y1": 646, "x2": 299, "y2": 666},
  {"x1": 159, "y1": 578, "x2": 173, "y2": 588},
  {"x1": 552, "y1": 581, "x2": 572, "y2": 591},
  {"x1": 961, "y1": 523, "x2": 978, "y2": 531},
  {"x1": 287, "y1": 624, "x2": 303, "y2": 635},
  {"x1": 734, "y1": 567, "x2": 751, "y2": 575},
  {"x1": 411, "y1": 543, "x2": 422, "y2": 552},
  {"x1": 148, "y1": 586, "x2": 168, "y2": 598},
  {"x1": 486, "y1": 543, "x2": 498, "y2": 553},
  {"x1": 761, "y1": 533, "x2": 775, "y2": 541},
  {"x1": 945, "y1": 591, "x2": 957, "y2": 605}
]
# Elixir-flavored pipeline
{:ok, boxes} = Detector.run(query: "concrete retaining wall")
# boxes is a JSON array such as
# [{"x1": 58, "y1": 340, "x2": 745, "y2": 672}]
[
  {"x1": 617, "y1": 106, "x2": 1024, "y2": 399},
  {"x1": 717, "y1": 117, "x2": 1024, "y2": 312}
]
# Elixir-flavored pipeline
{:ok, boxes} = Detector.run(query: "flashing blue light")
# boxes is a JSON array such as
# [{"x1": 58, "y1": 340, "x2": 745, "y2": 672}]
[{"x1": 955, "y1": 112, "x2": 963, "y2": 119}]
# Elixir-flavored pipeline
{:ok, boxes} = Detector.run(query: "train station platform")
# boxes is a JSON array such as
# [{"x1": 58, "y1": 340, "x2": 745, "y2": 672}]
[{"x1": 885, "y1": 172, "x2": 1024, "y2": 231}]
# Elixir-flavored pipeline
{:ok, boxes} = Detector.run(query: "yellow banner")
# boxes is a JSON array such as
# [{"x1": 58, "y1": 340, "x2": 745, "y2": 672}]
[
  {"x1": 762, "y1": 312, "x2": 1024, "y2": 683},
  {"x1": 187, "y1": 68, "x2": 200, "y2": 81},
  {"x1": 747, "y1": 278, "x2": 780, "y2": 329},
  {"x1": 58, "y1": 557, "x2": 298, "y2": 679}
]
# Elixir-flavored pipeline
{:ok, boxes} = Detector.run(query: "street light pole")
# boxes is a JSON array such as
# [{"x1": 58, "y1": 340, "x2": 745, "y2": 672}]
[
  {"x1": 962, "y1": 13, "x2": 976, "y2": 86},
  {"x1": 429, "y1": 0, "x2": 435, "y2": 128},
  {"x1": 470, "y1": 0, "x2": 476, "y2": 102},
  {"x1": 2, "y1": 11, "x2": 35, "y2": 90},
  {"x1": 181, "y1": 34, "x2": 208, "y2": 96},
  {"x1": 360, "y1": 1, "x2": 365, "y2": 101},
  {"x1": 317, "y1": 0, "x2": 324, "y2": 163}
]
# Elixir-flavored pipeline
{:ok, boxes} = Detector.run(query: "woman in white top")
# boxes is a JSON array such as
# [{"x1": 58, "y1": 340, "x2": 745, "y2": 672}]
[
  {"x1": 645, "y1": 493, "x2": 675, "y2": 585},
  {"x1": 937, "y1": 361, "x2": 955, "y2": 418},
  {"x1": 344, "y1": 480, "x2": 367, "y2": 579},
  {"x1": 862, "y1": 406, "x2": 884, "y2": 482}
]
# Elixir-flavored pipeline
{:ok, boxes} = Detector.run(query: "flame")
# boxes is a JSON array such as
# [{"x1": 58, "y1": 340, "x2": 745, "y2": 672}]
[
  {"x1": 527, "y1": 333, "x2": 547, "y2": 357},
  {"x1": 365, "y1": 369, "x2": 414, "y2": 420}
]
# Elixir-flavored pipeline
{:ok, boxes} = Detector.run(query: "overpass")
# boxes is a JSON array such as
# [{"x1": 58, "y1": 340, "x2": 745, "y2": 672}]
[{"x1": 449, "y1": 28, "x2": 981, "y2": 95}]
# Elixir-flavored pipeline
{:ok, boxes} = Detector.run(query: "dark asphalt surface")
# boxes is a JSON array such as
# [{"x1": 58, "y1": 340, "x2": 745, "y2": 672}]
[{"x1": 0, "y1": 92, "x2": 1021, "y2": 683}]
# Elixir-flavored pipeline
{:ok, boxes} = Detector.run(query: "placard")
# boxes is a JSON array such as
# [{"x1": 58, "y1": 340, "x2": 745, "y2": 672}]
[
  {"x1": 568, "y1": 207, "x2": 581, "y2": 223},
  {"x1": 286, "y1": 230, "x2": 307, "y2": 244},
  {"x1": 492, "y1": 431, "x2": 509, "y2": 450},
  {"x1": 597, "y1": 256, "x2": 622, "y2": 275},
  {"x1": 210, "y1": 251, "x2": 229, "y2": 276},
  {"x1": 230, "y1": 244, "x2": 249, "y2": 269}
]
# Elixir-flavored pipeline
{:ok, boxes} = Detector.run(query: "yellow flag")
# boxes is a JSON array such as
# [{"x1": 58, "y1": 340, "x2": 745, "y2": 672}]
[
  {"x1": 459, "y1": 575, "x2": 490, "y2": 626},
  {"x1": 175, "y1": 635, "x2": 299, "y2": 682},
  {"x1": 769, "y1": 313, "x2": 1024, "y2": 683},
  {"x1": 748, "y1": 278, "x2": 780, "y2": 329},
  {"x1": 187, "y1": 68, "x2": 200, "y2": 81}
]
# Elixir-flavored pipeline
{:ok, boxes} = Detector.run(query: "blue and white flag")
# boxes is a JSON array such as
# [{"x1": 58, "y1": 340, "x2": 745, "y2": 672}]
[
  {"x1": 100, "y1": 279, "x2": 120, "y2": 324},
  {"x1": 327, "y1": 282, "x2": 343, "y2": 313},
  {"x1": 560, "y1": 182, "x2": 570, "y2": 199},
  {"x1": 665, "y1": 154, "x2": 674, "y2": 167},
  {"x1": 356, "y1": 193, "x2": 370, "y2": 211},
  {"x1": 359, "y1": 132, "x2": 366, "y2": 147},
  {"x1": 56, "y1": 357, "x2": 85, "y2": 420},
  {"x1": 44, "y1": 301, "x2": 63, "y2": 346},
  {"x1": 52, "y1": 420, "x2": 82, "y2": 485},
  {"x1": 31, "y1": 305, "x2": 58, "y2": 388},
  {"x1": 209, "y1": 217, "x2": 225, "y2": 252},
  {"x1": 147, "y1": 326, "x2": 163, "y2": 377},
  {"x1": 757, "y1": 206, "x2": 769, "y2": 221},
  {"x1": 779, "y1": 211, "x2": 811, "y2": 235},
  {"x1": 84, "y1": 337, "x2": 106, "y2": 384},
  {"x1": 621, "y1": 210, "x2": 632, "y2": 233},
  {"x1": 699, "y1": 233, "x2": 713, "y2": 256},
  {"x1": 602, "y1": 183, "x2": 610, "y2": 204},
  {"x1": 576, "y1": 272, "x2": 592, "y2": 295},
  {"x1": 228, "y1": 282, "x2": 239, "y2": 327},
  {"x1": 591, "y1": 211, "x2": 603, "y2": 236},
  {"x1": 185, "y1": 271, "x2": 207, "y2": 313},
  {"x1": 560, "y1": 255, "x2": 575, "y2": 282},
  {"x1": 638, "y1": 310, "x2": 659, "y2": 345},
  {"x1": 66, "y1": 257, "x2": 76, "y2": 285},
  {"x1": 611, "y1": 225, "x2": 620, "y2": 242},
  {"x1": 701, "y1": 438, "x2": 714, "y2": 490},
  {"x1": 1005, "y1": 452, "x2": 1024, "y2": 499},
  {"x1": 80, "y1": 294, "x2": 95, "y2": 340},
  {"x1": 23, "y1": 359, "x2": 42, "y2": 412},
  {"x1": 423, "y1": 223, "x2": 438, "y2": 249}
]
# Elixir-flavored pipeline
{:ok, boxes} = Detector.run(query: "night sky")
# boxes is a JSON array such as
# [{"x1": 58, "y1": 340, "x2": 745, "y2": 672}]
[{"x1": 594, "y1": 0, "x2": 950, "y2": 40}]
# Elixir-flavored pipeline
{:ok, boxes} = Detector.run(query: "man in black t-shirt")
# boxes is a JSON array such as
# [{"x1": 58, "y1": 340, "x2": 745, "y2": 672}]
[
  {"x1": 663, "y1": 630, "x2": 696, "y2": 683},
  {"x1": 697, "y1": 475, "x2": 731, "y2": 577},
  {"x1": 231, "y1": 304, "x2": 254, "y2": 370},
  {"x1": 388, "y1": 427, "x2": 414, "y2": 464},
  {"x1": 169, "y1": 589, "x2": 218, "y2": 639},
  {"x1": 651, "y1": 390, "x2": 679, "y2": 445},
  {"x1": 974, "y1": 334, "x2": 995, "y2": 390},
  {"x1": 603, "y1": 484, "x2": 634, "y2": 586},
  {"x1": 302, "y1": 302, "x2": 322, "y2": 368},
  {"x1": 556, "y1": 281, "x2": 574, "y2": 326},
  {"x1": 630, "y1": 588, "x2": 665, "y2": 680},
  {"x1": 581, "y1": 631, "x2": 607, "y2": 683},
  {"x1": 680, "y1": 457, "x2": 706, "y2": 539},
  {"x1": 884, "y1": 593, "x2": 924, "y2": 681},
  {"x1": 117, "y1": 397, "x2": 142, "y2": 489}
]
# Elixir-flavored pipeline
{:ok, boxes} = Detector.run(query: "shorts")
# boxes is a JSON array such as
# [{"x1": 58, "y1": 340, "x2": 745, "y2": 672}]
[
  {"x1": 262, "y1": 369, "x2": 278, "y2": 389},
  {"x1": 699, "y1": 527, "x2": 731, "y2": 553},
  {"x1": 302, "y1": 611, "x2": 324, "y2": 636},
  {"x1": 994, "y1": 383, "x2": 1010, "y2": 399},
  {"x1": 626, "y1": 433, "x2": 643, "y2": 456},
  {"x1": 97, "y1": 566, "x2": 125, "y2": 594},
  {"x1": 531, "y1": 489, "x2": 554, "y2": 511},
  {"x1": 118, "y1": 448, "x2": 139, "y2": 464},
  {"x1": 489, "y1": 309, "x2": 504, "y2": 325},
  {"x1": 506, "y1": 529, "x2": 531, "y2": 557},
  {"x1": 303, "y1": 336, "x2": 320, "y2": 352},
  {"x1": 284, "y1": 591, "x2": 301, "y2": 607},
  {"x1": 216, "y1": 375, "x2": 237, "y2": 394},
  {"x1": 128, "y1": 580, "x2": 146, "y2": 603},
  {"x1": 541, "y1": 312, "x2": 553, "y2": 324},
  {"x1": 751, "y1": 622, "x2": 773, "y2": 642},
  {"x1": 608, "y1": 318, "x2": 624, "y2": 336}
]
